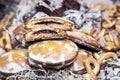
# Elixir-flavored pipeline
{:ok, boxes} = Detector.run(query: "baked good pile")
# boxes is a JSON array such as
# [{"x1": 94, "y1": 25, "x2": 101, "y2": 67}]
[{"x1": 0, "y1": 0, "x2": 120, "y2": 80}]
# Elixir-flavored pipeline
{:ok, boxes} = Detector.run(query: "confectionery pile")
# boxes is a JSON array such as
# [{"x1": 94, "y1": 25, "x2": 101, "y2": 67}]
[{"x1": 0, "y1": 0, "x2": 120, "y2": 80}]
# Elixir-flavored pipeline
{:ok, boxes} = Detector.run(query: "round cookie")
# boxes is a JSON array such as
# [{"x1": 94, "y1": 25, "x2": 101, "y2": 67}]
[
  {"x1": 0, "y1": 49, "x2": 28, "y2": 75},
  {"x1": 28, "y1": 39, "x2": 78, "y2": 69}
]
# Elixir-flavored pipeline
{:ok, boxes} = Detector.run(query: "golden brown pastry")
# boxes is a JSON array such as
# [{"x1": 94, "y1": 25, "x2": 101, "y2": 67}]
[
  {"x1": 25, "y1": 17, "x2": 73, "y2": 30},
  {"x1": 66, "y1": 30, "x2": 100, "y2": 51},
  {"x1": 25, "y1": 26, "x2": 67, "y2": 42},
  {"x1": 28, "y1": 40, "x2": 78, "y2": 69},
  {"x1": 0, "y1": 49, "x2": 28, "y2": 75}
]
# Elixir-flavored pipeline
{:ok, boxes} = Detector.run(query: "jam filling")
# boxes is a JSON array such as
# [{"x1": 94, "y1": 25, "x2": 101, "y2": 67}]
[
  {"x1": 34, "y1": 21, "x2": 62, "y2": 25},
  {"x1": 33, "y1": 29, "x2": 57, "y2": 35}
]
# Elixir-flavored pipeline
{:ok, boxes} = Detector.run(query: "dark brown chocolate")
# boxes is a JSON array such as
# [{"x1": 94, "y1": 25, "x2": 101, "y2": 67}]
[
  {"x1": 63, "y1": 0, "x2": 80, "y2": 10},
  {"x1": 35, "y1": 3, "x2": 52, "y2": 15},
  {"x1": 50, "y1": 7, "x2": 66, "y2": 17}
]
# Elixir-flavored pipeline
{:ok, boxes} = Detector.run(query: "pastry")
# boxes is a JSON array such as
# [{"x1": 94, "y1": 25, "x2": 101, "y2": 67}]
[
  {"x1": 28, "y1": 40, "x2": 78, "y2": 70},
  {"x1": 25, "y1": 26, "x2": 67, "y2": 42},
  {"x1": 25, "y1": 17, "x2": 73, "y2": 30},
  {"x1": 66, "y1": 30, "x2": 101, "y2": 51},
  {"x1": 0, "y1": 49, "x2": 28, "y2": 78}
]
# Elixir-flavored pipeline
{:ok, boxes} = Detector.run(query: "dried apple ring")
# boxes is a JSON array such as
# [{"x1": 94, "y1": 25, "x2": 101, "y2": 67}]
[
  {"x1": 82, "y1": 57, "x2": 100, "y2": 80},
  {"x1": 97, "y1": 52, "x2": 118, "y2": 64}
]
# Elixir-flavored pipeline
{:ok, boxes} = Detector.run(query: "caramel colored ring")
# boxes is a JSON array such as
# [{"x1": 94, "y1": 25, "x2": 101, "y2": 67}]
[
  {"x1": 83, "y1": 57, "x2": 100, "y2": 80},
  {"x1": 98, "y1": 52, "x2": 118, "y2": 64}
]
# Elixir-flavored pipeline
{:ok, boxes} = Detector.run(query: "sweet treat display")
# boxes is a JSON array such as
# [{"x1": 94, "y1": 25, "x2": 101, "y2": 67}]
[{"x1": 0, "y1": 0, "x2": 120, "y2": 80}]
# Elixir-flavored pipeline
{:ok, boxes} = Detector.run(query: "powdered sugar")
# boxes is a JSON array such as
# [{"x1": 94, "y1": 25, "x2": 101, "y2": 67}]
[
  {"x1": 29, "y1": 52, "x2": 66, "y2": 64},
  {"x1": 0, "y1": 62, "x2": 25, "y2": 73}
]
